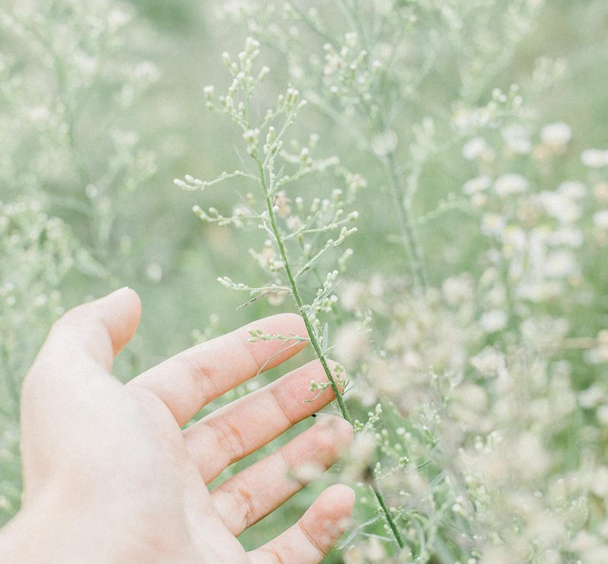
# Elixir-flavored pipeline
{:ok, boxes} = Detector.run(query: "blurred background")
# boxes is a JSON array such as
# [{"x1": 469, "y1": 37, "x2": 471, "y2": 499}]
[{"x1": 1, "y1": 0, "x2": 608, "y2": 560}]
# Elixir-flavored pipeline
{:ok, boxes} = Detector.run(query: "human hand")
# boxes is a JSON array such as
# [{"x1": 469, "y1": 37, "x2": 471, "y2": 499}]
[{"x1": 0, "y1": 288, "x2": 354, "y2": 564}]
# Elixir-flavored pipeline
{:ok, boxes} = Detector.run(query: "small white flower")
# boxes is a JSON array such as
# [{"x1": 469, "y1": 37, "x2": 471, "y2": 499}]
[
  {"x1": 323, "y1": 52, "x2": 342, "y2": 75},
  {"x1": 511, "y1": 433, "x2": 551, "y2": 480},
  {"x1": 594, "y1": 210, "x2": 608, "y2": 229},
  {"x1": 539, "y1": 191, "x2": 581, "y2": 224},
  {"x1": 481, "y1": 213, "x2": 506, "y2": 236},
  {"x1": 335, "y1": 323, "x2": 369, "y2": 367},
  {"x1": 452, "y1": 107, "x2": 475, "y2": 130},
  {"x1": 471, "y1": 347, "x2": 506, "y2": 377},
  {"x1": 502, "y1": 124, "x2": 531, "y2": 154},
  {"x1": 582, "y1": 149, "x2": 608, "y2": 168},
  {"x1": 544, "y1": 250, "x2": 578, "y2": 278},
  {"x1": 598, "y1": 406, "x2": 608, "y2": 426},
  {"x1": 502, "y1": 225, "x2": 527, "y2": 251},
  {"x1": 579, "y1": 386, "x2": 605, "y2": 409},
  {"x1": 134, "y1": 62, "x2": 160, "y2": 82},
  {"x1": 145, "y1": 262, "x2": 163, "y2": 283},
  {"x1": 480, "y1": 309, "x2": 508, "y2": 333},
  {"x1": 442, "y1": 274, "x2": 475, "y2": 305},
  {"x1": 547, "y1": 226, "x2": 584, "y2": 248},
  {"x1": 494, "y1": 174, "x2": 528, "y2": 197},
  {"x1": 371, "y1": 129, "x2": 398, "y2": 157},
  {"x1": 588, "y1": 345, "x2": 608, "y2": 365},
  {"x1": 107, "y1": 8, "x2": 132, "y2": 31},
  {"x1": 462, "y1": 137, "x2": 490, "y2": 160},
  {"x1": 541, "y1": 122, "x2": 572, "y2": 147},
  {"x1": 462, "y1": 175, "x2": 492, "y2": 195},
  {"x1": 27, "y1": 106, "x2": 50, "y2": 122},
  {"x1": 74, "y1": 53, "x2": 97, "y2": 75},
  {"x1": 558, "y1": 181, "x2": 587, "y2": 199}
]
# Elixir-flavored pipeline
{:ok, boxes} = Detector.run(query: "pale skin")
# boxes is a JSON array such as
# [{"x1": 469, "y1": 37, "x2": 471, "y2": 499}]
[{"x1": 0, "y1": 287, "x2": 355, "y2": 563}]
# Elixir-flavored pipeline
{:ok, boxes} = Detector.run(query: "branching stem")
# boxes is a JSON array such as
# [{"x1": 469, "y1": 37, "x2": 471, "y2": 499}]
[
  {"x1": 384, "y1": 152, "x2": 428, "y2": 292},
  {"x1": 254, "y1": 156, "x2": 405, "y2": 551},
  {"x1": 256, "y1": 159, "x2": 352, "y2": 418}
]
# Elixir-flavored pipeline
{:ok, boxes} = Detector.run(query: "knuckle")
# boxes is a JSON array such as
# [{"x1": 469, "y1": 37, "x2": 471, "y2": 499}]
[
  {"x1": 178, "y1": 354, "x2": 217, "y2": 406},
  {"x1": 278, "y1": 445, "x2": 300, "y2": 482},
  {"x1": 223, "y1": 482, "x2": 257, "y2": 531},
  {"x1": 261, "y1": 547, "x2": 288, "y2": 564},
  {"x1": 269, "y1": 383, "x2": 296, "y2": 426},
  {"x1": 300, "y1": 520, "x2": 329, "y2": 557},
  {"x1": 320, "y1": 415, "x2": 354, "y2": 444},
  {"x1": 315, "y1": 428, "x2": 338, "y2": 456},
  {"x1": 51, "y1": 303, "x2": 93, "y2": 333},
  {"x1": 209, "y1": 417, "x2": 248, "y2": 465}
]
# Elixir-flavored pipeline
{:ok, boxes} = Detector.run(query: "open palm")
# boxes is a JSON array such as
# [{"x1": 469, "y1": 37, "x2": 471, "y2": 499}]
[{"x1": 14, "y1": 288, "x2": 354, "y2": 564}]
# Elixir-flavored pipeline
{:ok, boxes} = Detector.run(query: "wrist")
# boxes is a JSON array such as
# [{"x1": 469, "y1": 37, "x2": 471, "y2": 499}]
[
  {"x1": 0, "y1": 505, "x2": 115, "y2": 564},
  {"x1": 0, "y1": 499, "x2": 161, "y2": 564},
  {"x1": 0, "y1": 489, "x2": 201, "y2": 564}
]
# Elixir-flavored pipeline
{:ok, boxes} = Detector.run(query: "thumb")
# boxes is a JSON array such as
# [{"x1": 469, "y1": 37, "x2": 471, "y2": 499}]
[
  {"x1": 20, "y1": 289, "x2": 141, "y2": 494},
  {"x1": 33, "y1": 287, "x2": 142, "y2": 375}
]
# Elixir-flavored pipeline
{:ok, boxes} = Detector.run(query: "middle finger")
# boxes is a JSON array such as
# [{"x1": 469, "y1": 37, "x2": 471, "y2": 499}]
[{"x1": 183, "y1": 359, "x2": 341, "y2": 482}]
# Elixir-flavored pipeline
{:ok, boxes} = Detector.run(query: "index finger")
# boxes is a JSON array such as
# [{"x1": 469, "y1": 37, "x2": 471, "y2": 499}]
[{"x1": 127, "y1": 313, "x2": 308, "y2": 426}]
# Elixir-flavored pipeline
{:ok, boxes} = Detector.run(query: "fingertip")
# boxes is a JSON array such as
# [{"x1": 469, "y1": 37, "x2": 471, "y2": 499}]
[
  {"x1": 122, "y1": 287, "x2": 142, "y2": 324},
  {"x1": 30, "y1": 287, "x2": 142, "y2": 387},
  {"x1": 105, "y1": 286, "x2": 141, "y2": 309},
  {"x1": 249, "y1": 483, "x2": 356, "y2": 563},
  {"x1": 94, "y1": 287, "x2": 142, "y2": 354},
  {"x1": 311, "y1": 484, "x2": 356, "y2": 523},
  {"x1": 324, "y1": 484, "x2": 356, "y2": 513},
  {"x1": 310, "y1": 484, "x2": 355, "y2": 544},
  {"x1": 317, "y1": 415, "x2": 355, "y2": 449}
]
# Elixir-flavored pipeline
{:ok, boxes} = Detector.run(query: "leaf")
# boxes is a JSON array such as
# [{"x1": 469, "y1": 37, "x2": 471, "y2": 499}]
[
  {"x1": 322, "y1": 322, "x2": 329, "y2": 353},
  {"x1": 73, "y1": 248, "x2": 109, "y2": 279}
]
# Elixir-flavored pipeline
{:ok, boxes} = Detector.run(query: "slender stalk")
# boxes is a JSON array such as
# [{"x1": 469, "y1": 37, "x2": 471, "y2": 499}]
[
  {"x1": 255, "y1": 157, "x2": 405, "y2": 551},
  {"x1": 256, "y1": 159, "x2": 351, "y2": 419},
  {"x1": 372, "y1": 482, "x2": 406, "y2": 549},
  {"x1": 337, "y1": 0, "x2": 428, "y2": 293},
  {"x1": 290, "y1": 2, "x2": 339, "y2": 48},
  {"x1": 384, "y1": 152, "x2": 428, "y2": 292}
]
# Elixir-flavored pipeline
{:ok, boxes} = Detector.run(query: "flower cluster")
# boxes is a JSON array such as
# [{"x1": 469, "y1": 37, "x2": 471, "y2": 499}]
[
  {"x1": 0, "y1": 0, "x2": 158, "y2": 525},
  {"x1": 205, "y1": 2, "x2": 608, "y2": 562},
  {"x1": 1, "y1": 0, "x2": 157, "y2": 278},
  {"x1": 176, "y1": 39, "x2": 360, "y2": 338},
  {"x1": 0, "y1": 197, "x2": 77, "y2": 521},
  {"x1": 2, "y1": 0, "x2": 608, "y2": 562}
]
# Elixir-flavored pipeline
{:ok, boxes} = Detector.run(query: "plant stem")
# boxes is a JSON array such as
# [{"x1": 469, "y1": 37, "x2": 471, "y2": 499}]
[
  {"x1": 257, "y1": 160, "x2": 351, "y2": 420},
  {"x1": 384, "y1": 152, "x2": 428, "y2": 292},
  {"x1": 255, "y1": 157, "x2": 405, "y2": 551},
  {"x1": 372, "y1": 482, "x2": 406, "y2": 549}
]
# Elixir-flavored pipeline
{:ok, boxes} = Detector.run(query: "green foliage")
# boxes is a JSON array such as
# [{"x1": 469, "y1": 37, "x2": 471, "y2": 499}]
[{"x1": 2, "y1": 0, "x2": 608, "y2": 563}]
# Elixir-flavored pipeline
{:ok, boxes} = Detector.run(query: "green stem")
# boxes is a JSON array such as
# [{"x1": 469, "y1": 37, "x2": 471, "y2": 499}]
[
  {"x1": 290, "y1": 2, "x2": 338, "y2": 48},
  {"x1": 257, "y1": 160, "x2": 351, "y2": 420},
  {"x1": 372, "y1": 482, "x2": 406, "y2": 549},
  {"x1": 384, "y1": 152, "x2": 428, "y2": 292},
  {"x1": 255, "y1": 157, "x2": 405, "y2": 551}
]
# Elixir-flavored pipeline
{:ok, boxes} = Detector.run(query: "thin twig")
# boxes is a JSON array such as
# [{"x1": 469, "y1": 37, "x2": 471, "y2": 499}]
[{"x1": 254, "y1": 154, "x2": 406, "y2": 550}]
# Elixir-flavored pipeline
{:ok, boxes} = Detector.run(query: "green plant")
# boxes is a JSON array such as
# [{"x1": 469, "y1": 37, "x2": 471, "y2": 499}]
[{"x1": 176, "y1": 38, "x2": 407, "y2": 550}]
